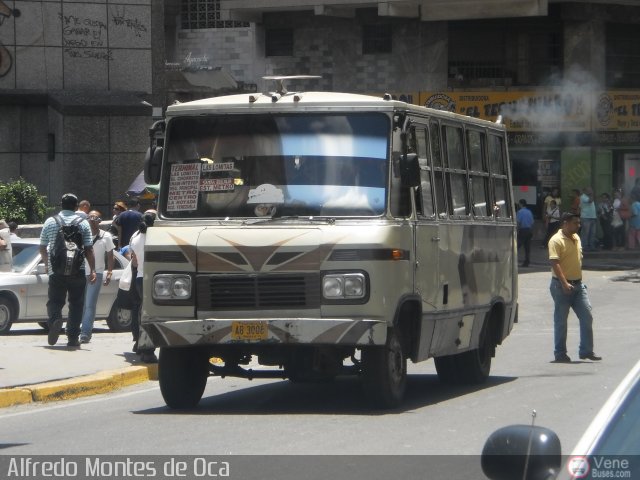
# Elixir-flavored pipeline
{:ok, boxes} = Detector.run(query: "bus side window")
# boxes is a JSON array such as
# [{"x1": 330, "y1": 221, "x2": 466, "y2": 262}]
[
  {"x1": 390, "y1": 129, "x2": 412, "y2": 218},
  {"x1": 467, "y1": 130, "x2": 490, "y2": 217},
  {"x1": 416, "y1": 126, "x2": 434, "y2": 218},
  {"x1": 429, "y1": 121, "x2": 447, "y2": 218},
  {"x1": 443, "y1": 125, "x2": 469, "y2": 217},
  {"x1": 488, "y1": 134, "x2": 512, "y2": 218}
]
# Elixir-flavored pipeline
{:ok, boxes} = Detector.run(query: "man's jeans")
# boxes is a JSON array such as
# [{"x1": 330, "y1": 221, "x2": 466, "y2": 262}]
[
  {"x1": 47, "y1": 273, "x2": 87, "y2": 339},
  {"x1": 580, "y1": 217, "x2": 597, "y2": 250},
  {"x1": 80, "y1": 272, "x2": 103, "y2": 338},
  {"x1": 550, "y1": 278, "x2": 594, "y2": 357}
]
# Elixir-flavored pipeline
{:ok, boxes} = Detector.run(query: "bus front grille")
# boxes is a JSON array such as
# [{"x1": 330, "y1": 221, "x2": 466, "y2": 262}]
[{"x1": 196, "y1": 274, "x2": 321, "y2": 310}]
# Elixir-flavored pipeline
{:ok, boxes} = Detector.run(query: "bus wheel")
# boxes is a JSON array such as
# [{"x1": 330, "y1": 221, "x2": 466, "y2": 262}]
[
  {"x1": 436, "y1": 320, "x2": 493, "y2": 385},
  {"x1": 159, "y1": 347, "x2": 210, "y2": 409},
  {"x1": 434, "y1": 354, "x2": 458, "y2": 384},
  {"x1": 362, "y1": 328, "x2": 407, "y2": 408},
  {"x1": 456, "y1": 318, "x2": 493, "y2": 384}
]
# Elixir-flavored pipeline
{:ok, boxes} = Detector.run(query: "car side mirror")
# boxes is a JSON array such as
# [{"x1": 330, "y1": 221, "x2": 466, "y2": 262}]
[
  {"x1": 481, "y1": 425, "x2": 561, "y2": 480},
  {"x1": 36, "y1": 263, "x2": 46, "y2": 275}
]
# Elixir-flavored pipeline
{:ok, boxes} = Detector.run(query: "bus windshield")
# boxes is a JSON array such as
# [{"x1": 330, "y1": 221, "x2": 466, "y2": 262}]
[{"x1": 160, "y1": 113, "x2": 390, "y2": 218}]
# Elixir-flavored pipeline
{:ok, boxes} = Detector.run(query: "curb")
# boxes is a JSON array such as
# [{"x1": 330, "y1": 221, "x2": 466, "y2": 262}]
[{"x1": 0, "y1": 365, "x2": 158, "y2": 409}]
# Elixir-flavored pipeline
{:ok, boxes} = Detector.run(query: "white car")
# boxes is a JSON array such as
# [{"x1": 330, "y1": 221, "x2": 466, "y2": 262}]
[
  {"x1": 482, "y1": 358, "x2": 640, "y2": 479},
  {"x1": 0, "y1": 238, "x2": 132, "y2": 334}
]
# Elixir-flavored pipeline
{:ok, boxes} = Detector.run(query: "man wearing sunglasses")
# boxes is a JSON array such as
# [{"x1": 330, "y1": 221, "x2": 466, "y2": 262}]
[{"x1": 80, "y1": 211, "x2": 115, "y2": 343}]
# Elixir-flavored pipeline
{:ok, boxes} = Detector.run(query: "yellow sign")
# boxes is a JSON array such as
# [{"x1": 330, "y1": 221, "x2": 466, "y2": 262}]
[
  {"x1": 593, "y1": 91, "x2": 640, "y2": 131},
  {"x1": 384, "y1": 90, "x2": 640, "y2": 133},
  {"x1": 420, "y1": 91, "x2": 591, "y2": 132}
]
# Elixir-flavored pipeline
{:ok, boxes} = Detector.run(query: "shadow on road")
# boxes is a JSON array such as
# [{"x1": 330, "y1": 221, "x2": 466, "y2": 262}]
[{"x1": 134, "y1": 373, "x2": 517, "y2": 416}]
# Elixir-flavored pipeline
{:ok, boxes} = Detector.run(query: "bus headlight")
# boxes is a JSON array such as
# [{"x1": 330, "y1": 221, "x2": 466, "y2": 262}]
[
  {"x1": 322, "y1": 273, "x2": 366, "y2": 300},
  {"x1": 153, "y1": 274, "x2": 192, "y2": 300}
]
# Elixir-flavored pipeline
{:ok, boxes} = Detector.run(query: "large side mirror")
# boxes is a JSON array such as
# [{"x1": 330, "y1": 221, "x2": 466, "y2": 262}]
[
  {"x1": 36, "y1": 263, "x2": 46, "y2": 275},
  {"x1": 482, "y1": 425, "x2": 561, "y2": 480},
  {"x1": 400, "y1": 152, "x2": 420, "y2": 188},
  {"x1": 144, "y1": 146, "x2": 163, "y2": 184}
]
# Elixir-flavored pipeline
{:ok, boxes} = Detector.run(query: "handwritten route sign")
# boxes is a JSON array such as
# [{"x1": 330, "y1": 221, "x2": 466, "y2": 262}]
[{"x1": 167, "y1": 163, "x2": 201, "y2": 211}]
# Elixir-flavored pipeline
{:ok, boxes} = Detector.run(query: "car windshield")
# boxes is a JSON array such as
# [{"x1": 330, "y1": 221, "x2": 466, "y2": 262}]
[
  {"x1": 592, "y1": 376, "x2": 640, "y2": 455},
  {"x1": 12, "y1": 245, "x2": 40, "y2": 272},
  {"x1": 160, "y1": 113, "x2": 390, "y2": 218}
]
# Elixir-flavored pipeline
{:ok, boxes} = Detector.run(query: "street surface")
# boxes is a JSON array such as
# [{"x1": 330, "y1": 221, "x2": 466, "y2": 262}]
[{"x1": 1, "y1": 269, "x2": 638, "y2": 465}]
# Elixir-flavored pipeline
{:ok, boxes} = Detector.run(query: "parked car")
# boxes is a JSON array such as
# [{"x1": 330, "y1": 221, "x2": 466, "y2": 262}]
[
  {"x1": 482, "y1": 358, "x2": 640, "y2": 479},
  {"x1": 0, "y1": 238, "x2": 132, "y2": 334}
]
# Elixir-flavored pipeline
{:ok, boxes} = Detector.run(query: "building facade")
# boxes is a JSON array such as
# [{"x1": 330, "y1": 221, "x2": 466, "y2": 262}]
[
  {"x1": 3, "y1": 0, "x2": 639, "y2": 215},
  {"x1": 201, "y1": 0, "x2": 640, "y2": 213},
  {"x1": 0, "y1": 0, "x2": 165, "y2": 212}
]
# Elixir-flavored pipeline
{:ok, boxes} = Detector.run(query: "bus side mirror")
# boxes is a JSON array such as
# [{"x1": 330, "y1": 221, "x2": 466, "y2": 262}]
[
  {"x1": 400, "y1": 153, "x2": 420, "y2": 188},
  {"x1": 145, "y1": 146, "x2": 163, "y2": 184}
]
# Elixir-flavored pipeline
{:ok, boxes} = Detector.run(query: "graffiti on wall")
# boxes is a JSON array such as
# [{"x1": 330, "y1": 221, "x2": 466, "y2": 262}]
[
  {"x1": 59, "y1": 6, "x2": 149, "y2": 62},
  {"x1": 0, "y1": 1, "x2": 20, "y2": 77}
]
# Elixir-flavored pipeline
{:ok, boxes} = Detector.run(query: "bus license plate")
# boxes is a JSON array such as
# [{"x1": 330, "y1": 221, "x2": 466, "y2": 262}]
[{"x1": 231, "y1": 321, "x2": 268, "y2": 341}]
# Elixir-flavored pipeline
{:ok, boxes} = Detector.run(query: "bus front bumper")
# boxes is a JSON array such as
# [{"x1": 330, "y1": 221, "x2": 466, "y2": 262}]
[{"x1": 140, "y1": 317, "x2": 388, "y2": 348}]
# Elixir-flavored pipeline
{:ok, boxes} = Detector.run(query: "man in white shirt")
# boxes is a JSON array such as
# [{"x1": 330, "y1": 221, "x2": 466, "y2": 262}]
[{"x1": 80, "y1": 210, "x2": 115, "y2": 343}]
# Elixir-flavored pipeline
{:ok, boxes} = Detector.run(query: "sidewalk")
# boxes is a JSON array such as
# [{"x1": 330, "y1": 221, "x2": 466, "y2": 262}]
[
  {"x1": 0, "y1": 326, "x2": 158, "y2": 408},
  {"x1": 519, "y1": 227, "x2": 640, "y2": 272},
  {"x1": 1, "y1": 239, "x2": 638, "y2": 409}
]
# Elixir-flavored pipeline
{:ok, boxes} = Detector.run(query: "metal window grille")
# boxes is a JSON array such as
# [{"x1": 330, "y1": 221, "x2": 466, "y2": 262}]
[
  {"x1": 448, "y1": 19, "x2": 562, "y2": 87},
  {"x1": 181, "y1": 0, "x2": 249, "y2": 29},
  {"x1": 265, "y1": 28, "x2": 293, "y2": 57},
  {"x1": 362, "y1": 24, "x2": 392, "y2": 55},
  {"x1": 606, "y1": 23, "x2": 640, "y2": 88}
]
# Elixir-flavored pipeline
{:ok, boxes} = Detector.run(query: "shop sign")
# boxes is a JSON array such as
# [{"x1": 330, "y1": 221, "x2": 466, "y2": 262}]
[
  {"x1": 420, "y1": 91, "x2": 591, "y2": 132},
  {"x1": 593, "y1": 91, "x2": 640, "y2": 131}
]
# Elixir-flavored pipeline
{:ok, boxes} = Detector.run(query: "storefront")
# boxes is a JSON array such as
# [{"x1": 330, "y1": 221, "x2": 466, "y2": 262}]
[{"x1": 414, "y1": 90, "x2": 640, "y2": 218}]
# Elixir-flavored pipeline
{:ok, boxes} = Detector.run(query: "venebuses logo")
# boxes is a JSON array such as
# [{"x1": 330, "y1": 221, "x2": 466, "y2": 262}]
[{"x1": 567, "y1": 456, "x2": 590, "y2": 478}]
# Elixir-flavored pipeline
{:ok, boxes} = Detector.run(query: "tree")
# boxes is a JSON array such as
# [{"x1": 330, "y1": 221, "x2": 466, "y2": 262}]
[{"x1": 0, "y1": 178, "x2": 49, "y2": 224}]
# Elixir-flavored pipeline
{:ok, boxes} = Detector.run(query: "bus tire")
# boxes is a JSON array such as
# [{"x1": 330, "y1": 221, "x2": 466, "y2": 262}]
[
  {"x1": 434, "y1": 354, "x2": 459, "y2": 384},
  {"x1": 455, "y1": 318, "x2": 493, "y2": 384},
  {"x1": 159, "y1": 347, "x2": 210, "y2": 409},
  {"x1": 362, "y1": 328, "x2": 407, "y2": 409},
  {"x1": 435, "y1": 319, "x2": 493, "y2": 385}
]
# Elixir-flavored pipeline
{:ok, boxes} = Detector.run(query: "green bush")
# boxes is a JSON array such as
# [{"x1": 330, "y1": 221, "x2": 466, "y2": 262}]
[{"x1": 0, "y1": 178, "x2": 49, "y2": 224}]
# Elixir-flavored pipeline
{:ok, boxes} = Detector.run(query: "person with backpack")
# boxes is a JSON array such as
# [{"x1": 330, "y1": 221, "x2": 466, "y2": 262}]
[{"x1": 39, "y1": 193, "x2": 97, "y2": 347}]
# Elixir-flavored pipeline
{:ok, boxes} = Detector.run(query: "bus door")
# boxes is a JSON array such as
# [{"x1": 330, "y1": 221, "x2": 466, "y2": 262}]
[{"x1": 411, "y1": 123, "x2": 442, "y2": 359}]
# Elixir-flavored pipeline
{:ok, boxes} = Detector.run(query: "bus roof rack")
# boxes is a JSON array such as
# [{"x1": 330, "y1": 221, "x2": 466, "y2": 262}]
[{"x1": 262, "y1": 75, "x2": 322, "y2": 95}]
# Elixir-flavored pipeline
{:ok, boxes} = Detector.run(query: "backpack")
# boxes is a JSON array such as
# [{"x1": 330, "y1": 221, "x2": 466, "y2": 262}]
[{"x1": 50, "y1": 215, "x2": 85, "y2": 275}]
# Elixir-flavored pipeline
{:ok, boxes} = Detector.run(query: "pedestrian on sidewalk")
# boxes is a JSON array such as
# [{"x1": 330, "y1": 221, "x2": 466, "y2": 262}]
[
  {"x1": 114, "y1": 197, "x2": 142, "y2": 252},
  {"x1": 39, "y1": 193, "x2": 97, "y2": 347},
  {"x1": 516, "y1": 199, "x2": 534, "y2": 267},
  {"x1": 76, "y1": 199, "x2": 91, "y2": 219},
  {"x1": 580, "y1": 186, "x2": 597, "y2": 251},
  {"x1": 597, "y1": 193, "x2": 614, "y2": 250},
  {"x1": 80, "y1": 210, "x2": 115, "y2": 343},
  {"x1": 611, "y1": 189, "x2": 626, "y2": 250},
  {"x1": 628, "y1": 194, "x2": 640, "y2": 250},
  {"x1": 544, "y1": 199, "x2": 561, "y2": 248},
  {"x1": 0, "y1": 219, "x2": 12, "y2": 272},
  {"x1": 129, "y1": 211, "x2": 157, "y2": 363},
  {"x1": 548, "y1": 212, "x2": 602, "y2": 363}
]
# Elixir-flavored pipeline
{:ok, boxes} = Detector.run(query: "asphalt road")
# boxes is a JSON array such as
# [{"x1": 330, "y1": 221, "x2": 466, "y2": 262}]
[{"x1": 0, "y1": 268, "x2": 638, "y2": 477}]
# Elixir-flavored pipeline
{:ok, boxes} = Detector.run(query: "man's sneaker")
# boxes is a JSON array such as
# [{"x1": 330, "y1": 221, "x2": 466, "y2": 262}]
[
  {"x1": 79, "y1": 335, "x2": 90, "y2": 344},
  {"x1": 47, "y1": 319, "x2": 63, "y2": 346},
  {"x1": 140, "y1": 352, "x2": 158, "y2": 364},
  {"x1": 67, "y1": 337, "x2": 81, "y2": 348}
]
